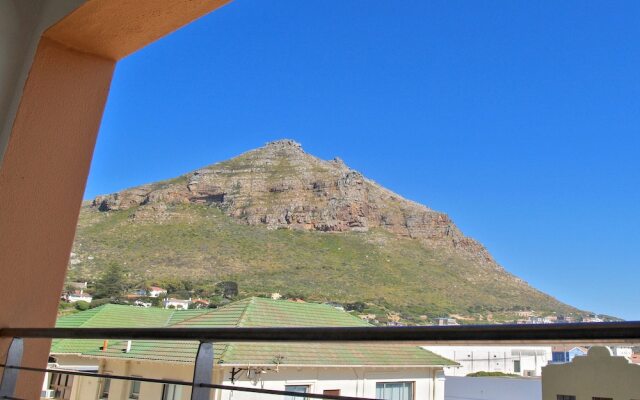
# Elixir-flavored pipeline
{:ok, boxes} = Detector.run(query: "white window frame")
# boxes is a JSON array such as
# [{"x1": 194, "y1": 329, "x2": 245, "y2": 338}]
[{"x1": 375, "y1": 381, "x2": 415, "y2": 400}]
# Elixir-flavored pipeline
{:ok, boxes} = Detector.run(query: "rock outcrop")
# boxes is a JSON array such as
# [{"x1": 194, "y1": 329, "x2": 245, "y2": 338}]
[{"x1": 92, "y1": 139, "x2": 497, "y2": 268}]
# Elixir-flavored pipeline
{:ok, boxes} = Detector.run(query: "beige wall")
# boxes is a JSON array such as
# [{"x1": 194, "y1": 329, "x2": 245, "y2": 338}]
[
  {"x1": 52, "y1": 357, "x2": 196, "y2": 400},
  {"x1": 542, "y1": 346, "x2": 640, "y2": 400}
]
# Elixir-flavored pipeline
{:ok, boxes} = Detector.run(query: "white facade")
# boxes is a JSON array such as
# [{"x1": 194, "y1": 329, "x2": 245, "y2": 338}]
[
  {"x1": 609, "y1": 345, "x2": 633, "y2": 357},
  {"x1": 434, "y1": 318, "x2": 459, "y2": 326},
  {"x1": 423, "y1": 346, "x2": 551, "y2": 377},
  {"x1": 222, "y1": 366, "x2": 445, "y2": 400},
  {"x1": 542, "y1": 346, "x2": 640, "y2": 400},
  {"x1": 49, "y1": 355, "x2": 447, "y2": 400},
  {"x1": 444, "y1": 376, "x2": 541, "y2": 400},
  {"x1": 134, "y1": 300, "x2": 152, "y2": 308},
  {"x1": 148, "y1": 287, "x2": 167, "y2": 297},
  {"x1": 66, "y1": 290, "x2": 92, "y2": 303},
  {"x1": 163, "y1": 298, "x2": 190, "y2": 309}
]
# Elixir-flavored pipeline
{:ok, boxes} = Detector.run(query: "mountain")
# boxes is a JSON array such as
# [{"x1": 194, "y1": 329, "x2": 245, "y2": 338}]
[{"x1": 71, "y1": 139, "x2": 584, "y2": 322}]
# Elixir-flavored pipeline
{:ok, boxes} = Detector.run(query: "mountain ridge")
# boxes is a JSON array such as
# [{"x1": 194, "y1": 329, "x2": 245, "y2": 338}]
[
  {"x1": 92, "y1": 139, "x2": 497, "y2": 267},
  {"x1": 71, "y1": 139, "x2": 587, "y2": 322}
]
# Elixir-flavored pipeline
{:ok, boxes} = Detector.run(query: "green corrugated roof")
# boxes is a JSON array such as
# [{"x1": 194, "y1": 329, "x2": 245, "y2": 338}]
[{"x1": 51, "y1": 298, "x2": 456, "y2": 367}]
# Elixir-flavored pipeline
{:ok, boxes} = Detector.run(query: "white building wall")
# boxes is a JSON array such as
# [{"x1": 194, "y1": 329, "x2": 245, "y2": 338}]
[
  {"x1": 609, "y1": 346, "x2": 633, "y2": 357},
  {"x1": 422, "y1": 346, "x2": 551, "y2": 377},
  {"x1": 221, "y1": 367, "x2": 444, "y2": 400},
  {"x1": 54, "y1": 355, "x2": 445, "y2": 400},
  {"x1": 444, "y1": 376, "x2": 540, "y2": 400}
]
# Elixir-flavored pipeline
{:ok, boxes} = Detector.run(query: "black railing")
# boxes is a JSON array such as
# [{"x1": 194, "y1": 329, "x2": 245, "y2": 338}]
[
  {"x1": 1, "y1": 322, "x2": 640, "y2": 400},
  {"x1": 4, "y1": 322, "x2": 640, "y2": 343}
]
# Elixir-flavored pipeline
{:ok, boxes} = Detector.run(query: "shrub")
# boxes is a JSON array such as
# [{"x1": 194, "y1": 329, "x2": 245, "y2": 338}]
[
  {"x1": 344, "y1": 302, "x2": 366, "y2": 313},
  {"x1": 89, "y1": 298, "x2": 111, "y2": 308},
  {"x1": 74, "y1": 301, "x2": 90, "y2": 311},
  {"x1": 467, "y1": 371, "x2": 519, "y2": 378}
]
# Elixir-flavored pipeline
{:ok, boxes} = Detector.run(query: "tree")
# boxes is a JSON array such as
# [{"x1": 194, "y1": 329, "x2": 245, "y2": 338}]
[
  {"x1": 215, "y1": 281, "x2": 238, "y2": 299},
  {"x1": 93, "y1": 263, "x2": 127, "y2": 299},
  {"x1": 74, "y1": 300, "x2": 90, "y2": 311},
  {"x1": 345, "y1": 302, "x2": 366, "y2": 313}
]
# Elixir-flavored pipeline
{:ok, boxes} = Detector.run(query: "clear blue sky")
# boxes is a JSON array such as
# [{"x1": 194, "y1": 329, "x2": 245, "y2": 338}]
[{"x1": 86, "y1": 1, "x2": 640, "y2": 320}]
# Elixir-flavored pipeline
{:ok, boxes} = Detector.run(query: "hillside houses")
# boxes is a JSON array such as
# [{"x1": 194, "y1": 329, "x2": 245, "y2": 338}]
[
  {"x1": 148, "y1": 286, "x2": 167, "y2": 297},
  {"x1": 423, "y1": 345, "x2": 552, "y2": 377}
]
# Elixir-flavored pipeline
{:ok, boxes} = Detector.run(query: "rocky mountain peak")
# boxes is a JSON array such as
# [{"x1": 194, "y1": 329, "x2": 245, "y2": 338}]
[
  {"x1": 264, "y1": 138, "x2": 303, "y2": 150},
  {"x1": 91, "y1": 140, "x2": 497, "y2": 268}
]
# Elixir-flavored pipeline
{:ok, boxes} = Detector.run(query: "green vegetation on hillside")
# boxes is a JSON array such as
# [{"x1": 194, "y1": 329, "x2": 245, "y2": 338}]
[{"x1": 69, "y1": 203, "x2": 578, "y2": 323}]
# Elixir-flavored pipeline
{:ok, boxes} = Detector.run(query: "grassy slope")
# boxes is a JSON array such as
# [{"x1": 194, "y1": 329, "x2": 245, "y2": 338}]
[{"x1": 71, "y1": 203, "x2": 577, "y2": 321}]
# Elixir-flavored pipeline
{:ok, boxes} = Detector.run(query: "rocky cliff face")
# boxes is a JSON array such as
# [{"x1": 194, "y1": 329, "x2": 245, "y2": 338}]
[{"x1": 92, "y1": 140, "x2": 496, "y2": 267}]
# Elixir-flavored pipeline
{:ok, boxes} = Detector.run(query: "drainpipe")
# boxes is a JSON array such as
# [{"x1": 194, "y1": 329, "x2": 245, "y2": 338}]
[{"x1": 431, "y1": 369, "x2": 435, "y2": 400}]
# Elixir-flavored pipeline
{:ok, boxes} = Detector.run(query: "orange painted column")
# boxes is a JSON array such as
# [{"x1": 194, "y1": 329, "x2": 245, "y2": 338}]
[
  {"x1": 0, "y1": 37, "x2": 115, "y2": 398},
  {"x1": 0, "y1": 1, "x2": 232, "y2": 397}
]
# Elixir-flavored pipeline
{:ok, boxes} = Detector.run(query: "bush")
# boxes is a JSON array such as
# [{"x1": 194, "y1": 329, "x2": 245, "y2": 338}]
[
  {"x1": 467, "y1": 371, "x2": 519, "y2": 378},
  {"x1": 344, "y1": 302, "x2": 366, "y2": 313},
  {"x1": 74, "y1": 301, "x2": 90, "y2": 311},
  {"x1": 89, "y1": 298, "x2": 111, "y2": 309},
  {"x1": 215, "y1": 281, "x2": 238, "y2": 299}
]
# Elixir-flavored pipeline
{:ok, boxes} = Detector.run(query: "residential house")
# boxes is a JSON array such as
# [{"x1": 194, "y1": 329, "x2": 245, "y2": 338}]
[
  {"x1": 434, "y1": 318, "x2": 458, "y2": 326},
  {"x1": 163, "y1": 297, "x2": 191, "y2": 310},
  {"x1": 191, "y1": 298, "x2": 210, "y2": 309},
  {"x1": 542, "y1": 346, "x2": 640, "y2": 399},
  {"x1": 48, "y1": 298, "x2": 457, "y2": 400},
  {"x1": 68, "y1": 282, "x2": 88, "y2": 290},
  {"x1": 556, "y1": 315, "x2": 576, "y2": 323},
  {"x1": 609, "y1": 346, "x2": 633, "y2": 358},
  {"x1": 551, "y1": 345, "x2": 588, "y2": 363},
  {"x1": 148, "y1": 286, "x2": 167, "y2": 298},
  {"x1": 65, "y1": 290, "x2": 92, "y2": 303},
  {"x1": 581, "y1": 315, "x2": 604, "y2": 323},
  {"x1": 422, "y1": 345, "x2": 552, "y2": 377},
  {"x1": 133, "y1": 300, "x2": 152, "y2": 308}
]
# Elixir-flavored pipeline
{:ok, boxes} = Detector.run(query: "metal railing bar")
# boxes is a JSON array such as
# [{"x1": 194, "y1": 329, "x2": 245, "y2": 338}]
[
  {"x1": 0, "y1": 364, "x2": 377, "y2": 400},
  {"x1": 1, "y1": 322, "x2": 640, "y2": 343},
  {"x1": 192, "y1": 342, "x2": 214, "y2": 400}
]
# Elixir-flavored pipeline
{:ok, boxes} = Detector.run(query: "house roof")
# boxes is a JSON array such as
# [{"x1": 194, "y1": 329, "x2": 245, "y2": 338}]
[
  {"x1": 51, "y1": 298, "x2": 456, "y2": 367},
  {"x1": 552, "y1": 345, "x2": 589, "y2": 353}
]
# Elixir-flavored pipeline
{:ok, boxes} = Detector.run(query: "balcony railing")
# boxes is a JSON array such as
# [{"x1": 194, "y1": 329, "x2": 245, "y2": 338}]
[{"x1": 1, "y1": 322, "x2": 640, "y2": 400}]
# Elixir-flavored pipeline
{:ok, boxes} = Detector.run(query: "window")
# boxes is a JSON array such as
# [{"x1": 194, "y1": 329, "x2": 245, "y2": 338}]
[
  {"x1": 98, "y1": 378, "x2": 111, "y2": 400},
  {"x1": 49, "y1": 373, "x2": 74, "y2": 400},
  {"x1": 376, "y1": 382, "x2": 414, "y2": 400},
  {"x1": 513, "y1": 360, "x2": 521, "y2": 373},
  {"x1": 162, "y1": 384, "x2": 182, "y2": 400},
  {"x1": 129, "y1": 380, "x2": 141, "y2": 400},
  {"x1": 284, "y1": 385, "x2": 310, "y2": 400},
  {"x1": 556, "y1": 396, "x2": 576, "y2": 400}
]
